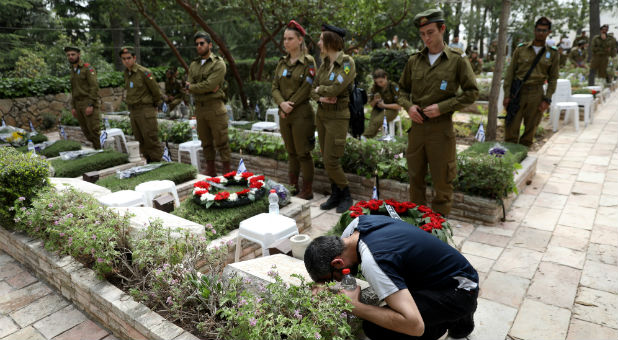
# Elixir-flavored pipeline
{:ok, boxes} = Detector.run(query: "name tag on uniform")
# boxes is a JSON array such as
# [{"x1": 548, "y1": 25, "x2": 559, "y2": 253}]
[
  {"x1": 306, "y1": 76, "x2": 313, "y2": 84},
  {"x1": 546, "y1": 52, "x2": 550, "y2": 59},
  {"x1": 329, "y1": 72, "x2": 335, "y2": 81},
  {"x1": 77, "y1": 69, "x2": 81, "y2": 75},
  {"x1": 337, "y1": 74, "x2": 344, "y2": 83},
  {"x1": 282, "y1": 69, "x2": 288, "y2": 77},
  {"x1": 130, "y1": 81, "x2": 134, "y2": 88},
  {"x1": 440, "y1": 80, "x2": 447, "y2": 91}
]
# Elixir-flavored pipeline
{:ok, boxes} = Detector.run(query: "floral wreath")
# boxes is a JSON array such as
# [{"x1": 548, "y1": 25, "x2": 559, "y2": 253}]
[
  {"x1": 192, "y1": 171, "x2": 267, "y2": 209},
  {"x1": 337, "y1": 199, "x2": 453, "y2": 244}
]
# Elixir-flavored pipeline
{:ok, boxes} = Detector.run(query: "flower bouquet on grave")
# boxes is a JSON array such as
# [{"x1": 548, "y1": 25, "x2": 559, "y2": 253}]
[{"x1": 192, "y1": 171, "x2": 267, "y2": 209}]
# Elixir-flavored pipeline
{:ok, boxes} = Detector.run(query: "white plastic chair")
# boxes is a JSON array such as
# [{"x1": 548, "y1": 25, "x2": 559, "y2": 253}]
[
  {"x1": 550, "y1": 102, "x2": 579, "y2": 132},
  {"x1": 97, "y1": 190, "x2": 147, "y2": 207},
  {"x1": 178, "y1": 140, "x2": 203, "y2": 172},
  {"x1": 387, "y1": 115, "x2": 403, "y2": 137},
  {"x1": 105, "y1": 128, "x2": 128, "y2": 151},
  {"x1": 234, "y1": 213, "x2": 298, "y2": 262},
  {"x1": 135, "y1": 180, "x2": 180, "y2": 208},
  {"x1": 265, "y1": 108, "x2": 280, "y2": 125},
  {"x1": 570, "y1": 94, "x2": 594, "y2": 126}
]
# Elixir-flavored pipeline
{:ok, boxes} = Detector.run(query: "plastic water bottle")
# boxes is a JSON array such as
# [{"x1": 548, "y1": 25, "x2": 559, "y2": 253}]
[
  {"x1": 341, "y1": 268, "x2": 357, "y2": 290},
  {"x1": 104, "y1": 118, "x2": 111, "y2": 130},
  {"x1": 27, "y1": 139, "x2": 35, "y2": 154},
  {"x1": 268, "y1": 189, "x2": 279, "y2": 214},
  {"x1": 190, "y1": 118, "x2": 198, "y2": 141}
]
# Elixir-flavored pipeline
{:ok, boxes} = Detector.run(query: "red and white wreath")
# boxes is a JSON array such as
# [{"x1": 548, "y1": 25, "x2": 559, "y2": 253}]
[{"x1": 192, "y1": 172, "x2": 267, "y2": 208}]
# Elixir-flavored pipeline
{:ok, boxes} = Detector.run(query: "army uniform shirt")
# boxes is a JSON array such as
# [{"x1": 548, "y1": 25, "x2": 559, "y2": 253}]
[
  {"x1": 369, "y1": 80, "x2": 400, "y2": 107},
  {"x1": 272, "y1": 53, "x2": 316, "y2": 113},
  {"x1": 165, "y1": 78, "x2": 184, "y2": 99},
  {"x1": 568, "y1": 48, "x2": 587, "y2": 66},
  {"x1": 188, "y1": 53, "x2": 226, "y2": 108},
  {"x1": 311, "y1": 51, "x2": 357, "y2": 119},
  {"x1": 124, "y1": 64, "x2": 161, "y2": 106},
  {"x1": 591, "y1": 35, "x2": 613, "y2": 57},
  {"x1": 503, "y1": 42, "x2": 560, "y2": 102},
  {"x1": 573, "y1": 36, "x2": 589, "y2": 47},
  {"x1": 468, "y1": 57, "x2": 483, "y2": 75},
  {"x1": 398, "y1": 46, "x2": 478, "y2": 116},
  {"x1": 70, "y1": 60, "x2": 99, "y2": 107}
]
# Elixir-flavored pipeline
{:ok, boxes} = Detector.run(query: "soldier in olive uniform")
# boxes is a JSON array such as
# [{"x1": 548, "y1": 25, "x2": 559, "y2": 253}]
[
  {"x1": 311, "y1": 24, "x2": 356, "y2": 213},
  {"x1": 573, "y1": 31, "x2": 588, "y2": 49},
  {"x1": 503, "y1": 17, "x2": 559, "y2": 147},
  {"x1": 163, "y1": 67, "x2": 185, "y2": 114},
  {"x1": 397, "y1": 9, "x2": 479, "y2": 217},
  {"x1": 272, "y1": 20, "x2": 317, "y2": 199},
  {"x1": 120, "y1": 46, "x2": 163, "y2": 163},
  {"x1": 363, "y1": 69, "x2": 401, "y2": 138},
  {"x1": 467, "y1": 49, "x2": 483, "y2": 75},
  {"x1": 590, "y1": 24, "x2": 613, "y2": 84},
  {"x1": 568, "y1": 40, "x2": 588, "y2": 68},
  {"x1": 65, "y1": 46, "x2": 101, "y2": 149},
  {"x1": 187, "y1": 32, "x2": 230, "y2": 176}
]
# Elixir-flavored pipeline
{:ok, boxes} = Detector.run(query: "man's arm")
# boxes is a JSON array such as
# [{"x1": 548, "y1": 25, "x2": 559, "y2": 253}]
[
  {"x1": 435, "y1": 57, "x2": 479, "y2": 114},
  {"x1": 503, "y1": 48, "x2": 518, "y2": 96},
  {"x1": 544, "y1": 51, "x2": 560, "y2": 100},
  {"x1": 344, "y1": 287, "x2": 425, "y2": 336},
  {"x1": 189, "y1": 61, "x2": 226, "y2": 94},
  {"x1": 397, "y1": 59, "x2": 414, "y2": 111}
]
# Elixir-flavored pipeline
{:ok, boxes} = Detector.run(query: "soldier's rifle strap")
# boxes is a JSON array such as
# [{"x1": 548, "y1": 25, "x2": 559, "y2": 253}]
[{"x1": 511, "y1": 46, "x2": 546, "y2": 100}]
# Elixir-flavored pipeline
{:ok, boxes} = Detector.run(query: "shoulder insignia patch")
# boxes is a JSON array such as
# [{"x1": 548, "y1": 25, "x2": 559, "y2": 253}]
[
  {"x1": 309, "y1": 67, "x2": 315, "y2": 77},
  {"x1": 518, "y1": 42, "x2": 525, "y2": 47},
  {"x1": 550, "y1": 45, "x2": 558, "y2": 50},
  {"x1": 343, "y1": 62, "x2": 350, "y2": 75}
]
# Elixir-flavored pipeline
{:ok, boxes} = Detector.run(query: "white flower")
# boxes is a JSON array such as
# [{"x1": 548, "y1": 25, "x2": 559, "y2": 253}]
[
  {"x1": 234, "y1": 175, "x2": 243, "y2": 181},
  {"x1": 217, "y1": 176, "x2": 228, "y2": 184},
  {"x1": 201, "y1": 193, "x2": 216, "y2": 201},
  {"x1": 229, "y1": 193, "x2": 238, "y2": 201}
]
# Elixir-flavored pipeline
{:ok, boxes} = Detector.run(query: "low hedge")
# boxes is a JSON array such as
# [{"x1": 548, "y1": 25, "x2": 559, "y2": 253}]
[
  {"x1": 17, "y1": 140, "x2": 81, "y2": 158},
  {"x1": 461, "y1": 141, "x2": 528, "y2": 162},
  {"x1": 0, "y1": 147, "x2": 50, "y2": 226},
  {"x1": 50, "y1": 150, "x2": 128, "y2": 178},
  {"x1": 173, "y1": 195, "x2": 269, "y2": 240},
  {"x1": 95, "y1": 162, "x2": 197, "y2": 192}
]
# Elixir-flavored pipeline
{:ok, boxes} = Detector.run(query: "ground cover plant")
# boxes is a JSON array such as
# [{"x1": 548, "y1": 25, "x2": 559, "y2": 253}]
[
  {"x1": 50, "y1": 150, "x2": 128, "y2": 177},
  {"x1": 17, "y1": 140, "x2": 81, "y2": 158},
  {"x1": 95, "y1": 162, "x2": 197, "y2": 192}
]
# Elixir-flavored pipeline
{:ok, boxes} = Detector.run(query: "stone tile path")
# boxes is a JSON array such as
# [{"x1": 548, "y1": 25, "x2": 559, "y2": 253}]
[{"x1": 0, "y1": 250, "x2": 114, "y2": 340}]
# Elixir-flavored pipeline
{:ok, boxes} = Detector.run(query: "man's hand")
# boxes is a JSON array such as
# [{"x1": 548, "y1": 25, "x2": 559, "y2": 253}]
[
  {"x1": 407, "y1": 105, "x2": 423, "y2": 124},
  {"x1": 85, "y1": 106, "x2": 94, "y2": 116},
  {"x1": 71, "y1": 108, "x2": 77, "y2": 118},
  {"x1": 320, "y1": 97, "x2": 338, "y2": 104},
  {"x1": 423, "y1": 104, "x2": 441, "y2": 118},
  {"x1": 503, "y1": 97, "x2": 510, "y2": 108},
  {"x1": 280, "y1": 101, "x2": 294, "y2": 114},
  {"x1": 538, "y1": 100, "x2": 550, "y2": 113},
  {"x1": 340, "y1": 286, "x2": 361, "y2": 305},
  {"x1": 377, "y1": 100, "x2": 386, "y2": 109}
]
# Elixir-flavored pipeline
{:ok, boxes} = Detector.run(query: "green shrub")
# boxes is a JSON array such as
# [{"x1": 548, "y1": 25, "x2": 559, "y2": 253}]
[
  {"x1": 50, "y1": 150, "x2": 128, "y2": 178},
  {"x1": 41, "y1": 113, "x2": 58, "y2": 130},
  {"x1": 96, "y1": 162, "x2": 197, "y2": 192},
  {"x1": 17, "y1": 140, "x2": 82, "y2": 158},
  {"x1": 455, "y1": 152, "x2": 521, "y2": 199},
  {"x1": 159, "y1": 120, "x2": 190, "y2": 144},
  {"x1": 369, "y1": 49, "x2": 411, "y2": 83},
  {"x1": 106, "y1": 118, "x2": 132, "y2": 135},
  {"x1": 60, "y1": 110, "x2": 79, "y2": 126},
  {"x1": 173, "y1": 195, "x2": 269, "y2": 239},
  {"x1": 30, "y1": 133, "x2": 48, "y2": 144},
  {"x1": 462, "y1": 141, "x2": 528, "y2": 163},
  {"x1": 229, "y1": 129, "x2": 289, "y2": 161},
  {"x1": 0, "y1": 147, "x2": 50, "y2": 226}
]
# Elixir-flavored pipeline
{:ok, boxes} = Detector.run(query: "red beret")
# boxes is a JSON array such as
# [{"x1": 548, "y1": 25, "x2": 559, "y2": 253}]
[{"x1": 287, "y1": 20, "x2": 306, "y2": 36}]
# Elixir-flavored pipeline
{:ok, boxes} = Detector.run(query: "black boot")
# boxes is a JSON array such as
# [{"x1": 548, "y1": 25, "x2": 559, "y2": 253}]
[
  {"x1": 336, "y1": 186, "x2": 353, "y2": 213},
  {"x1": 320, "y1": 183, "x2": 341, "y2": 210}
]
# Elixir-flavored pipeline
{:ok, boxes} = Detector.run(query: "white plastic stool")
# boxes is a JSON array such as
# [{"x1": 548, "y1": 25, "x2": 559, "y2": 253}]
[
  {"x1": 584, "y1": 86, "x2": 603, "y2": 102},
  {"x1": 178, "y1": 140, "x2": 203, "y2": 172},
  {"x1": 387, "y1": 115, "x2": 403, "y2": 137},
  {"x1": 105, "y1": 128, "x2": 128, "y2": 151},
  {"x1": 234, "y1": 213, "x2": 298, "y2": 262},
  {"x1": 550, "y1": 102, "x2": 579, "y2": 132},
  {"x1": 265, "y1": 108, "x2": 280, "y2": 125},
  {"x1": 570, "y1": 94, "x2": 594, "y2": 125},
  {"x1": 97, "y1": 190, "x2": 146, "y2": 207},
  {"x1": 135, "y1": 180, "x2": 180, "y2": 208}
]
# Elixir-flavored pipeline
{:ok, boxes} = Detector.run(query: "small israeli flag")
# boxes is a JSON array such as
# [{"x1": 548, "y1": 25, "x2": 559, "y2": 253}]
[
  {"x1": 99, "y1": 131, "x2": 108, "y2": 147},
  {"x1": 254, "y1": 104, "x2": 260, "y2": 116},
  {"x1": 59, "y1": 125, "x2": 67, "y2": 140},
  {"x1": 29, "y1": 119, "x2": 36, "y2": 132},
  {"x1": 475, "y1": 122, "x2": 485, "y2": 142},
  {"x1": 162, "y1": 102, "x2": 168, "y2": 113},
  {"x1": 372, "y1": 186, "x2": 378, "y2": 200},
  {"x1": 237, "y1": 158, "x2": 247, "y2": 174},
  {"x1": 382, "y1": 115, "x2": 388, "y2": 134},
  {"x1": 162, "y1": 142, "x2": 172, "y2": 162},
  {"x1": 1, "y1": 118, "x2": 6, "y2": 127}
]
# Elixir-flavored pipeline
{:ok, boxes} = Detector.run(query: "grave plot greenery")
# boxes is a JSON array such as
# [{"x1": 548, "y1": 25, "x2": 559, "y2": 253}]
[
  {"x1": 0, "y1": 147, "x2": 50, "y2": 226},
  {"x1": 11, "y1": 187, "x2": 352, "y2": 340},
  {"x1": 173, "y1": 195, "x2": 269, "y2": 240},
  {"x1": 50, "y1": 150, "x2": 128, "y2": 178},
  {"x1": 17, "y1": 140, "x2": 81, "y2": 158},
  {"x1": 95, "y1": 163, "x2": 197, "y2": 192}
]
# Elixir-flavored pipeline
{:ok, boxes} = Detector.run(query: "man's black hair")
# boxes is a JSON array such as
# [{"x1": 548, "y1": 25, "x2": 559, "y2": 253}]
[
  {"x1": 303, "y1": 236, "x2": 344, "y2": 282},
  {"x1": 535, "y1": 17, "x2": 552, "y2": 31}
]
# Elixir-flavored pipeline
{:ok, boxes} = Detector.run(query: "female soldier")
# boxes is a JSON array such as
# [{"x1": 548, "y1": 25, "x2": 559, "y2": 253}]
[
  {"x1": 363, "y1": 69, "x2": 401, "y2": 139},
  {"x1": 272, "y1": 20, "x2": 317, "y2": 199},
  {"x1": 312, "y1": 24, "x2": 356, "y2": 213}
]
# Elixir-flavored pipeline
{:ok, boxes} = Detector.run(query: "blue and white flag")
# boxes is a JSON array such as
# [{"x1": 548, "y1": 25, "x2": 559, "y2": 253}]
[
  {"x1": 59, "y1": 125, "x2": 67, "y2": 140},
  {"x1": 162, "y1": 102, "x2": 168, "y2": 113},
  {"x1": 255, "y1": 104, "x2": 260, "y2": 116},
  {"x1": 1, "y1": 118, "x2": 6, "y2": 127},
  {"x1": 382, "y1": 115, "x2": 388, "y2": 134},
  {"x1": 237, "y1": 158, "x2": 247, "y2": 174},
  {"x1": 372, "y1": 186, "x2": 378, "y2": 200},
  {"x1": 475, "y1": 122, "x2": 485, "y2": 142},
  {"x1": 99, "y1": 131, "x2": 108, "y2": 147},
  {"x1": 162, "y1": 142, "x2": 172, "y2": 162},
  {"x1": 29, "y1": 119, "x2": 36, "y2": 133}
]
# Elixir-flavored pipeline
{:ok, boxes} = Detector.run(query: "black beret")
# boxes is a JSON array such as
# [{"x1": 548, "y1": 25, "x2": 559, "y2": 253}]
[
  {"x1": 64, "y1": 46, "x2": 80, "y2": 53},
  {"x1": 321, "y1": 24, "x2": 346, "y2": 38}
]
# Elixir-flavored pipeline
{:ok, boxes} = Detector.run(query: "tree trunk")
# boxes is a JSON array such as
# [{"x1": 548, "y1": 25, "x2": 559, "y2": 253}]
[
  {"x1": 588, "y1": 0, "x2": 600, "y2": 86},
  {"x1": 453, "y1": 1, "x2": 463, "y2": 38},
  {"x1": 487, "y1": 0, "x2": 510, "y2": 141},
  {"x1": 111, "y1": 15, "x2": 124, "y2": 71},
  {"x1": 132, "y1": 0, "x2": 189, "y2": 73},
  {"x1": 480, "y1": 6, "x2": 488, "y2": 57},
  {"x1": 176, "y1": 0, "x2": 248, "y2": 109},
  {"x1": 134, "y1": 16, "x2": 141, "y2": 64},
  {"x1": 346, "y1": 1, "x2": 409, "y2": 53}
]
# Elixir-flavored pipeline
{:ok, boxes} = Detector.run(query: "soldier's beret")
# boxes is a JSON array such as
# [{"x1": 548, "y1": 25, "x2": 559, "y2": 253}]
[
  {"x1": 287, "y1": 20, "x2": 306, "y2": 37},
  {"x1": 414, "y1": 9, "x2": 444, "y2": 28},
  {"x1": 601, "y1": 24, "x2": 609, "y2": 29},
  {"x1": 194, "y1": 31, "x2": 212, "y2": 43},
  {"x1": 321, "y1": 24, "x2": 346, "y2": 38},
  {"x1": 119, "y1": 46, "x2": 135, "y2": 56},
  {"x1": 63, "y1": 46, "x2": 80, "y2": 53}
]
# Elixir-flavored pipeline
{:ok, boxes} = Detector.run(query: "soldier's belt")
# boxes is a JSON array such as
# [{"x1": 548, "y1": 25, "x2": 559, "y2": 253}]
[{"x1": 319, "y1": 100, "x2": 349, "y2": 111}]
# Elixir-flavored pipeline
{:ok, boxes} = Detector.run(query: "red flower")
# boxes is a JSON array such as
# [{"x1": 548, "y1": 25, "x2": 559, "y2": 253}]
[
  {"x1": 236, "y1": 189, "x2": 251, "y2": 195},
  {"x1": 350, "y1": 212, "x2": 360, "y2": 218},
  {"x1": 394, "y1": 204, "x2": 407, "y2": 214},
  {"x1": 193, "y1": 181, "x2": 210, "y2": 189},
  {"x1": 214, "y1": 191, "x2": 230, "y2": 201},
  {"x1": 417, "y1": 205, "x2": 432, "y2": 213},
  {"x1": 249, "y1": 175, "x2": 265, "y2": 182},
  {"x1": 403, "y1": 202, "x2": 417, "y2": 209},
  {"x1": 357, "y1": 200, "x2": 368, "y2": 208},
  {"x1": 224, "y1": 171, "x2": 237, "y2": 178},
  {"x1": 250, "y1": 181, "x2": 264, "y2": 189},
  {"x1": 206, "y1": 177, "x2": 221, "y2": 184},
  {"x1": 195, "y1": 189, "x2": 208, "y2": 196},
  {"x1": 241, "y1": 172, "x2": 254, "y2": 178}
]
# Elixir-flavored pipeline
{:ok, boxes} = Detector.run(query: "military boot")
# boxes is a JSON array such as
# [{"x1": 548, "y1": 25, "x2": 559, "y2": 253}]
[
  {"x1": 320, "y1": 183, "x2": 341, "y2": 210},
  {"x1": 289, "y1": 173, "x2": 299, "y2": 195},
  {"x1": 221, "y1": 161, "x2": 231, "y2": 174},
  {"x1": 297, "y1": 180, "x2": 313, "y2": 200},
  {"x1": 205, "y1": 160, "x2": 216, "y2": 177},
  {"x1": 336, "y1": 186, "x2": 353, "y2": 213}
]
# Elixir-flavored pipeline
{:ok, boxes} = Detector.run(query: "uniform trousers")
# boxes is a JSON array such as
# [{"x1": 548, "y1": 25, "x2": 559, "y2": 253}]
[
  {"x1": 195, "y1": 100, "x2": 230, "y2": 162},
  {"x1": 129, "y1": 104, "x2": 162, "y2": 162},
  {"x1": 316, "y1": 107, "x2": 349, "y2": 189},
  {"x1": 363, "y1": 108, "x2": 398, "y2": 138},
  {"x1": 504, "y1": 85, "x2": 544, "y2": 147},
  {"x1": 74, "y1": 100, "x2": 101, "y2": 149},
  {"x1": 279, "y1": 102, "x2": 315, "y2": 181}
]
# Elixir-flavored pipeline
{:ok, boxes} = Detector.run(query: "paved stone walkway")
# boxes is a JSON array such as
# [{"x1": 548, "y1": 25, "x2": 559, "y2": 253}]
[{"x1": 0, "y1": 250, "x2": 114, "y2": 340}]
